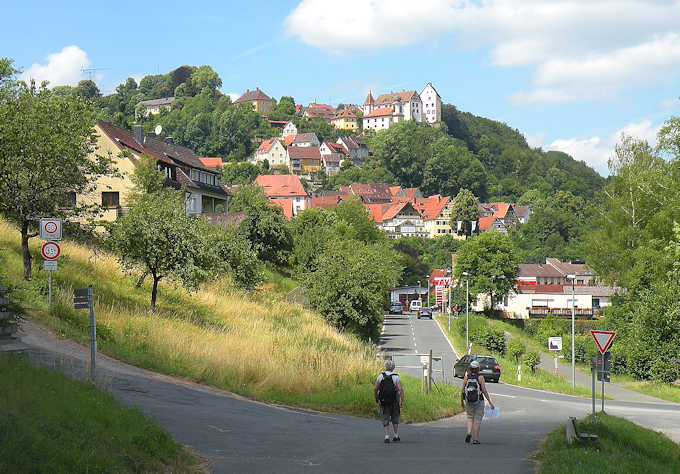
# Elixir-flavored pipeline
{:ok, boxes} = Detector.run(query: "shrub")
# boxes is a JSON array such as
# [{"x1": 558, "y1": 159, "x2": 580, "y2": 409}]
[
  {"x1": 523, "y1": 351, "x2": 540, "y2": 374},
  {"x1": 507, "y1": 340, "x2": 525, "y2": 364},
  {"x1": 479, "y1": 326, "x2": 506, "y2": 354},
  {"x1": 535, "y1": 313, "x2": 564, "y2": 344},
  {"x1": 651, "y1": 359, "x2": 679, "y2": 384},
  {"x1": 561, "y1": 335, "x2": 596, "y2": 364}
]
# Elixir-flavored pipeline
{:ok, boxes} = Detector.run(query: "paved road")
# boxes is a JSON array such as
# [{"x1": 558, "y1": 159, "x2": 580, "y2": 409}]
[{"x1": 6, "y1": 317, "x2": 680, "y2": 473}]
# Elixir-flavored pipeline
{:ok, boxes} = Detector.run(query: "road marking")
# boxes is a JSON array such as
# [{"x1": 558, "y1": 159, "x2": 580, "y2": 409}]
[
  {"x1": 208, "y1": 425, "x2": 232, "y2": 433},
  {"x1": 433, "y1": 318, "x2": 459, "y2": 359},
  {"x1": 491, "y1": 393, "x2": 516, "y2": 399}
]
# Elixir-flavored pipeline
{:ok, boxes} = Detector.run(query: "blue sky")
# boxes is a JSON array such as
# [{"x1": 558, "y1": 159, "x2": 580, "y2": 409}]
[{"x1": 7, "y1": 0, "x2": 680, "y2": 176}]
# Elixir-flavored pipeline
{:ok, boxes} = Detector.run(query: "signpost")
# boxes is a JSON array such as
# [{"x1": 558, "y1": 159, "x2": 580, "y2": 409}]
[
  {"x1": 74, "y1": 287, "x2": 96, "y2": 381},
  {"x1": 590, "y1": 330, "x2": 615, "y2": 415},
  {"x1": 40, "y1": 218, "x2": 62, "y2": 313},
  {"x1": 39, "y1": 218, "x2": 62, "y2": 241},
  {"x1": 548, "y1": 336, "x2": 563, "y2": 375}
]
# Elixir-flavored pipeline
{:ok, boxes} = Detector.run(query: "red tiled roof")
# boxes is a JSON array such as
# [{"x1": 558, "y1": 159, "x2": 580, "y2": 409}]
[
  {"x1": 518, "y1": 264, "x2": 563, "y2": 278},
  {"x1": 292, "y1": 133, "x2": 318, "y2": 145},
  {"x1": 323, "y1": 141, "x2": 347, "y2": 155},
  {"x1": 284, "y1": 135, "x2": 296, "y2": 147},
  {"x1": 271, "y1": 199, "x2": 294, "y2": 220},
  {"x1": 366, "y1": 202, "x2": 417, "y2": 223},
  {"x1": 478, "y1": 216, "x2": 498, "y2": 231},
  {"x1": 310, "y1": 195, "x2": 346, "y2": 209},
  {"x1": 374, "y1": 90, "x2": 419, "y2": 105},
  {"x1": 363, "y1": 91, "x2": 374, "y2": 105},
  {"x1": 199, "y1": 157, "x2": 223, "y2": 169},
  {"x1": 364, "y1": 107, "x2": 394, "y2": 118},
  {"x1": 389, "y1": 186, "x2": 402, "y2": 196},
  {"x1": 518, "y1": 284, "x2": 566, "y2": 294},
  {"x1": 234, "y1": 88, "x2": 272, "y2": 103},
  {"x1": 255, "y1": 174, "x2": 307, "y2": 198},
  {"x1": 287, "y1": 146, "x2": 321, "y2": 160},
  {"x1": 333, "y1": 109, "x2": 356, "y2": 119},
  {"x1": 417, "y1": 195, "x2": 450, "y2": 221}
]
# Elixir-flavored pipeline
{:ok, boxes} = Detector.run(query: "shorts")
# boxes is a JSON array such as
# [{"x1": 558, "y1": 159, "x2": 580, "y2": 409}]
[
  {"x1": 465, "y1": 400, "x2": 484, "y2": 423},
  {"x1": 380, "y1": 403, "x2": 400, "y2": 426}
]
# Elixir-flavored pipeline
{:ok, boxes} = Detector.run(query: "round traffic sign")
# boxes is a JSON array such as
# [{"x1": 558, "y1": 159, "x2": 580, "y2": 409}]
[
  {"x1": 41, "y1": 241, "x2": 61, "y2": 260},
  {"x1": 43, "y1": 220, "x2": 58, "y2": 235}
]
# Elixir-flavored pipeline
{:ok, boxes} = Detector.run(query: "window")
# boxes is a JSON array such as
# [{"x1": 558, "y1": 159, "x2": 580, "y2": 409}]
[
  {"x1": 60, "y1": 192, "x2": 76, "y2": 208},
  {"x1": 102, "y1": 192, "x2": 119, "y2": 208}
]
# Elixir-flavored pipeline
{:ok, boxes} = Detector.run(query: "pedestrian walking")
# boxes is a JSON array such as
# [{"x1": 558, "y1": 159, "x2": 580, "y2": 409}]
[
  {"x1": 374, "y1": 359, "x2": 405, "y2": 443},
  {"x1": 461, "y1": 360, "x2": 494, "y2": 444}
]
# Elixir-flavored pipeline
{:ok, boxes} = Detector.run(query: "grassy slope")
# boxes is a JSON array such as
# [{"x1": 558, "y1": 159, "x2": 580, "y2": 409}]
[
  {"x1": 0, "y1": 353, "x2": 199, "y2": 473},
  {"x1": 436, "y1": 315, "x2": 594, "y2": 397},
  {"x1": 488, "y1": 318, "x2": 680, "y2": 403},
  {"x1": 0, "y1": 220, "x2": 456, "y2": 422},
  {"x1": 533, "y1": 413, "x2": 680, "y2": 473}
]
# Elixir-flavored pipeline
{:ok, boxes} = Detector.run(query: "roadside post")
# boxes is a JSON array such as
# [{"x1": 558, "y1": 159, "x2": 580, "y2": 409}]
[
  {"x1": 590, "y1": 330, "x2": 615, "y2": 413},
  {"x1": 40, "y1": 218, "x2": 62, "y2": 313},
  {"x1": 548, "y1": 336, "x2": 563, "y2": 376},
  {"x1": 74, "y1": 286, "x2": 96, "y2": 380},
  {"x1": 590, "y1": 355, "x2": 597, "y2": 419}
]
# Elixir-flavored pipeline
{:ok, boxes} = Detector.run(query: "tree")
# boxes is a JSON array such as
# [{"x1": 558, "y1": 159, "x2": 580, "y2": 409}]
[
  {"x1": 0, "y1": 66, "x2": 115, "y2": 279},
  {"x1": 304, "y1": 240, "x2": 401, "y2": 341},
  {"x1": 450, "y1": 188, "x2": 479, "y2": 237},
  {"x1": 74, "y1": 80, "x2": 101, "y2": 100},
  {"x1": 454, "y1": 231, "x2": 519, "y2": 309},
  {"x1": 109, "y1": 189, "x2": 215, "y2": 310},
  {"x1": 221, "y1": 162, "x2": 262, "y2": 185},
  {"x1": 229, "y1": 185, "x2": 293, "y2": 266},
  {"x1": 130, "y1": 153, "x2": 165, "y2": 195},
  {"x1": 211, "y1": 225, "x2": 264, "y2": 290}
]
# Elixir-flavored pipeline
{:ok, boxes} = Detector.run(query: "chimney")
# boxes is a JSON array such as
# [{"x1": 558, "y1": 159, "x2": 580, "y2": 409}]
[
  {"x1": 165, "y1": 136, "x2": 173, "y2": 144},
  {"x1": 133, "y1": 125, "x2": 143, "y2": 146}
]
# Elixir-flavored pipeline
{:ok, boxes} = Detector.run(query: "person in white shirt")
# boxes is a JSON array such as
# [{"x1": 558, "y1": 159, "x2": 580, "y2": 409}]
[{"x1": 374, "y1": 359, "x2": 405, "y2": 443}]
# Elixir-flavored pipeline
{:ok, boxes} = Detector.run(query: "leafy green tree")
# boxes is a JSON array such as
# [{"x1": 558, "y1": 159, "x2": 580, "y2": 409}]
[
  {"x1": 0, "y1": 65, "x2": 116, "y2": 280},
  {"x1": 454, "y1": 231, "x2": 519, "y2": 309},
  {"x1": 221, "y1": 162, "x2": 262, "y2": 185},
  {"x1": 229, "y1": 185, "x2": 293, "y2": 266},
  {"x1": 211, "y1": 225, "x2": 264, "y2": 290},
  {"x1": 304, "y1": 240, "x2": 401, "y2": 341},
  {"x1": 507, "y1": 340, "x2": 525, "y2": 364},
  {"x1": 450, "y1": 188, "x2": 479, "y2": 236},
  {"x1": 109, "y1": 190, "x2": 215, "y2": 310},
  {"x1": 130, "y1": 154, "x2": 166, "y2": 195},
  {"x1": 330, "y1": 198, "x2": 386, "y2": 243},
  {"x1": 74, "y1": 80, "x2": 101, "y2": 100}
]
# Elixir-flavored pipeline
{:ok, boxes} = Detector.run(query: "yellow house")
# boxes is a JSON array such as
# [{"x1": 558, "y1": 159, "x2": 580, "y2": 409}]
[
  {"x1": 416, "y1": 195, "x2": 465, "y2": 239},
  {"x1": 233, "y1": 87, "x2": 273, "y2": 114},
  {"x1": 75, "y1": 120, "x2": 229, "y2": 222},
  {"x1": 331, "y1": 108, "x2": 359, "y2": 131}
]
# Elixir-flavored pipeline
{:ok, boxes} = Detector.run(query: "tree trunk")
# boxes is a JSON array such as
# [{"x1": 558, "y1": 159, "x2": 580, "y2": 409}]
[
  {"x1": 135, "y1": 271, "x2": 147, "y2": 288},
  {"x1": 150, "y1": 275, "x2": 160, "y2": 311},
  {"x1": 21, "y1": 220, "x2": 32, "y2": 281}
]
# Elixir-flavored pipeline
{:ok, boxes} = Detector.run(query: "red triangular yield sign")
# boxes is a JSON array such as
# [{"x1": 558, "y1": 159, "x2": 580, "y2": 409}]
[{"x1": 591, "y1": 330, "x2": 616, "y2": 354}]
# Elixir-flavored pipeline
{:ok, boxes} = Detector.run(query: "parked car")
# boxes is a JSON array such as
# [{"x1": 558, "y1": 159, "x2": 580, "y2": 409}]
[
  {"x1": 417, "y1": 307, "x2": 433, "y2": 319},
  {"x1": 388, "y1": 302, "x2": 403, "y2": 314},
  {"x1": 453, "y1": 354, "x2": 501, "y2": 382},
  {"x1": 409, "y1": 299, "x2": 422, "y2": 312}
]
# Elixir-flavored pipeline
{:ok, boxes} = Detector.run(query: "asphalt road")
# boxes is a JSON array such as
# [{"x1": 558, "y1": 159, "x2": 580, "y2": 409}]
[{"x1": 8, "y1": 316, "x2": 680, "y2": 473}]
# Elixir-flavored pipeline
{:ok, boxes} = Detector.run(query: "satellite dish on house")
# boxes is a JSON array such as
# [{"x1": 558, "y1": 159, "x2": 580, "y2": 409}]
[{"x1": 154, "y1": 124, "x2": 162, "y2": 136}]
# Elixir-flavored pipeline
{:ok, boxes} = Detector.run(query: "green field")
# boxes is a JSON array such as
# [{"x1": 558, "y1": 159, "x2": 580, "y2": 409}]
[
  {"x1": 0, "y1": 353, "x2": 200, "y2": 473},
  {"x1": 533, "y1": 413, "x2": 680, "y2": 473}
]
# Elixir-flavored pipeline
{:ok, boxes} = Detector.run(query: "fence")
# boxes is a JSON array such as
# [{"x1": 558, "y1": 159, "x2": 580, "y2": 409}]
[{"x1": 285, "y1": 286, "x2": 309, "y2": 308}]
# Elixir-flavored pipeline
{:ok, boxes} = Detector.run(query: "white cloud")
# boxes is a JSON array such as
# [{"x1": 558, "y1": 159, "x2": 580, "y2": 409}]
[
  {"x1": 285, "y1": 1, "x2": 680, "y2": 103},
  {"x1": 545, "y1": 120, "x2": 662, "y2": 175},
  {"x1": 20, "y1": 45, "x2": 90, "y2": 88},
  {"x1": 226, "y1": 92, "x2": 240, "y2": 102}
]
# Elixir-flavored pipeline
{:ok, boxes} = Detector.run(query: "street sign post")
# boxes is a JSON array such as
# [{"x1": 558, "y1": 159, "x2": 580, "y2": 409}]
[
  {"x1": 39, "y1": 218, "x2": 62, "y2": 241},
  {"x1": 43, "y1": 260, "x2": 58, "y2": 271},
  {"x1": 41, "y1": 241, "x2": 61, "y2": 313},
  {"x1": 74, "y1": 286, "x2": 96, "y2": 380},
  {"x1": 591, "y1": 331, "x2": 615, "y2": 413},
  {"x1": 548, "y1": 336, "x2": 563, "y2": 375}
]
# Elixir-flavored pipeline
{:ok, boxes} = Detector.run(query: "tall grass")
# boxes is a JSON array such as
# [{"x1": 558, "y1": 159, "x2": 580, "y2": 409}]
[
  {"x1": 0, "y1": 220, "x2": 455, "y2": 421},
  {"x1": 0, "y1": 353, "x2": 199, "y2": 473}
]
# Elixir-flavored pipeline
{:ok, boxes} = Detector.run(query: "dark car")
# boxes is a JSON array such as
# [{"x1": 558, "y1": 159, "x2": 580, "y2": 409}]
[
  {"x1": 388, "y1": 302, "x2": 403, "y2": 314},
  {"x1": 417, "y1": 307, "x2": 433, "y2": 319},
  {"x1": 453, "y1": 354, "x2": 501, "y2": 383}
]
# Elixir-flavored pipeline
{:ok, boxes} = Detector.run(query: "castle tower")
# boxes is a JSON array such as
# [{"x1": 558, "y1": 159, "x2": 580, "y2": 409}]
[{"x1": 363, "y1": 91, "x2": 374, "y2": 115}]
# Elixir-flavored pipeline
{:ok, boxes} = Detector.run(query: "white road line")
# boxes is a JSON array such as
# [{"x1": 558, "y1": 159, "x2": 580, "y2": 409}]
[
  {"x1": 492, "y1": 393, "x2": 517, "y2": 399},
  {"x1": 433, "y1": 318, "x2": 459, "y2": 359}
]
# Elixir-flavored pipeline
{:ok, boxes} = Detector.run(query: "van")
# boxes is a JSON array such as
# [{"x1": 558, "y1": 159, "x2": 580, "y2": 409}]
[{"x1": 409, "y1": 299, "x2": 422, "y2": 312}]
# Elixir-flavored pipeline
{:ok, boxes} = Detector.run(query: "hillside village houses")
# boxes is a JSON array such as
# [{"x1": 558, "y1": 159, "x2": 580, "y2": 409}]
[
  {"x1": 85, "y1": 120, "x2": 230, "y2": 221},
  {"x1": 135, "y1": 97, "x2": 175, "y2": 118},
  {"x1": 251, "y1": 138, "x2": 287, "y2": 168},
  {"x1": 254, "y1": 174, "x2": 309, "y2": 218},
  {"x1": 361, "y1": 83, "x2": 442, "y2": 131},
  {"x1": 331, "y1": 108, "x2": 359, "y2": 131}
]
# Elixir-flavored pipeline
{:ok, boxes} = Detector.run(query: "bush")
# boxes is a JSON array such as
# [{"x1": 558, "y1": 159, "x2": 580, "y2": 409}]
[
  {"x1": 507, "y1": 340, "x2": 525, "y2": 364},
  {"x1": 478, "y1": 326, "x2": 506, "y2": 354},
  {"x1": 535, "y1": 313, "x2": 564, "y2": 344},
  {"x1": 561, "y1": 334, "x2": 597, "y2": 364},
  {"x1": 651, "y1": 359, "x2": 679, "y2": 384},
  {"x1": 523, "y1": 351, "x2": 540, "y2": 374}
]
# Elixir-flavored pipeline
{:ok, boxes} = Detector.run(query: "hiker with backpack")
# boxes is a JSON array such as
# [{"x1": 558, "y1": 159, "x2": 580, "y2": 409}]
[
  {"x1": 461, "y1": 360, "x2": 495, "y2": 444},
  {"x1": 374, "y1": 359, "x2": 405, "y2": 443}
]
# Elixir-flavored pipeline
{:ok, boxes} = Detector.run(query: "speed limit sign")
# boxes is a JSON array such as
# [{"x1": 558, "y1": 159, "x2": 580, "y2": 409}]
[
  {"x1": 41, "y1": 241, "x2": 61, "y2": 260},
  {"x1": 40, "y1": 218, "x2": 62, "y2": 241}
]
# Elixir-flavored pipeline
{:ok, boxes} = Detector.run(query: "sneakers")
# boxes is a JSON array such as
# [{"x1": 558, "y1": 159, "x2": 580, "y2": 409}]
[
  {"x1": 384, "y1": 437, "x2": 390, "y2": 443},
  {"x1": 465, "y1": 434, "x2": 471, "y2": 443},
  {"x1": 392, "y1": 436, "x2": 400, "y2": 442},
  {"x1": 472, "y1": 440, "x2": 480, "y2": 445}
]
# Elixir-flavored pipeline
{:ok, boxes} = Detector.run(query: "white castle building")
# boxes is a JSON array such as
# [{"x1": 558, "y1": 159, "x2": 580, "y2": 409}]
[{"x1": 362, "y1": 82, "x2": 441, "y2": 131}]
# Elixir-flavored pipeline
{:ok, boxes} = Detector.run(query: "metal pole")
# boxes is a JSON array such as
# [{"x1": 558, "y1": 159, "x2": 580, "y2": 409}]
[
  {"x1": 601, "y1": 372, "x2": 605, "y2": 412},
  {"x1": 465, "y1": 278, "x2": 469, "y2": 352},
  {"x1": 427, "y1": 279, "x2": 430, "y2": 308},
  {"x1": 48, "y1": 270, "x2": 53, "y2": 313},
  {"x1": 88, "y1": 285, "x2": 96, "y2": 381},
  {"x1": 571, "y1": 279, "x2": 575, "y2": 390},
  {"x1": 591, "y1": 357, "x2": 596, "y2": 419},
  {"x1": 428, "y1": 349, "x2": 433, "y2": 393}
]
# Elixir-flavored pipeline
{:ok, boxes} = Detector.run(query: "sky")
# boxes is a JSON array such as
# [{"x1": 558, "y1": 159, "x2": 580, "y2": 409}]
[{"x1": 6, "y1": 0, "x2": 680, "y2": 176}]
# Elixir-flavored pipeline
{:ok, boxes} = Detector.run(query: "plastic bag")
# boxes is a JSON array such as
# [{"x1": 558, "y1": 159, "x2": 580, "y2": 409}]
[{"x1": 484, "y1": 406, "x2": 499, "y2": 419}]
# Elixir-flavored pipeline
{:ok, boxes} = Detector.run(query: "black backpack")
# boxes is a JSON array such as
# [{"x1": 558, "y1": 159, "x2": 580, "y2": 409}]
[
  {"x1": 464, "y1": 376, "x2": 480, "y2": 403},
  {"x1": 378, "y1": 372, "x2": 398, "y2": 405}
]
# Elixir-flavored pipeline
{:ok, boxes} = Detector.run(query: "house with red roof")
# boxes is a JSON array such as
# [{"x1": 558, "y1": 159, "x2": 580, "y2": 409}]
[
  {"x1": 304, "y1": 103, "x2": 336, "y2": 121},
  {"x1": 319, "y1": 141, "x2": 347, "y2": 175},
  {"x1": 336, "y1": 136, "x2": 369, "y2": 165},
  {"x1": 282, "y1": 121, "x2": 297, "y2": 138},
  {"x1": 254, "y1": 174, "x2": 309, "y2": 218},
  {"x1": 233, "y1": 88, "x2": 273, "y2": 114},
  {"x1": 199, "y1": 157, "x2": 223, "y2": 171},
  {"x1": 478, "y1": 202, "x2": 520, "y2": 231},
  {"x1": 290, "y1": 132, "x2": 320, "y2": 147},
  {"x1": 89, "y1": 121, "x2": 230, "y2": 221},
  {"x1": 309, "y1": 194, "x2": 347, "y2": 209},
  {"x1": 415, "y1": 195, "x2": 461, "y2": 238},
  {"x1": 331, "y1": 108, "x2": 359, "y2": 131},
  {"x1": 252, "y1": 138, "x2": 287, "y2": 168},
  {"x1": 340, "y1": 183, "x2": 393, "y2": 204},
  {"x1": 287, "y1": 146, "x2": 322, "y2": 177},
  {"x1": 360, "y1": 84, "x2": 442, "y2": 130},
  {"x1": 366, "y1": 201, "x2": 427, "y2": 238}
]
